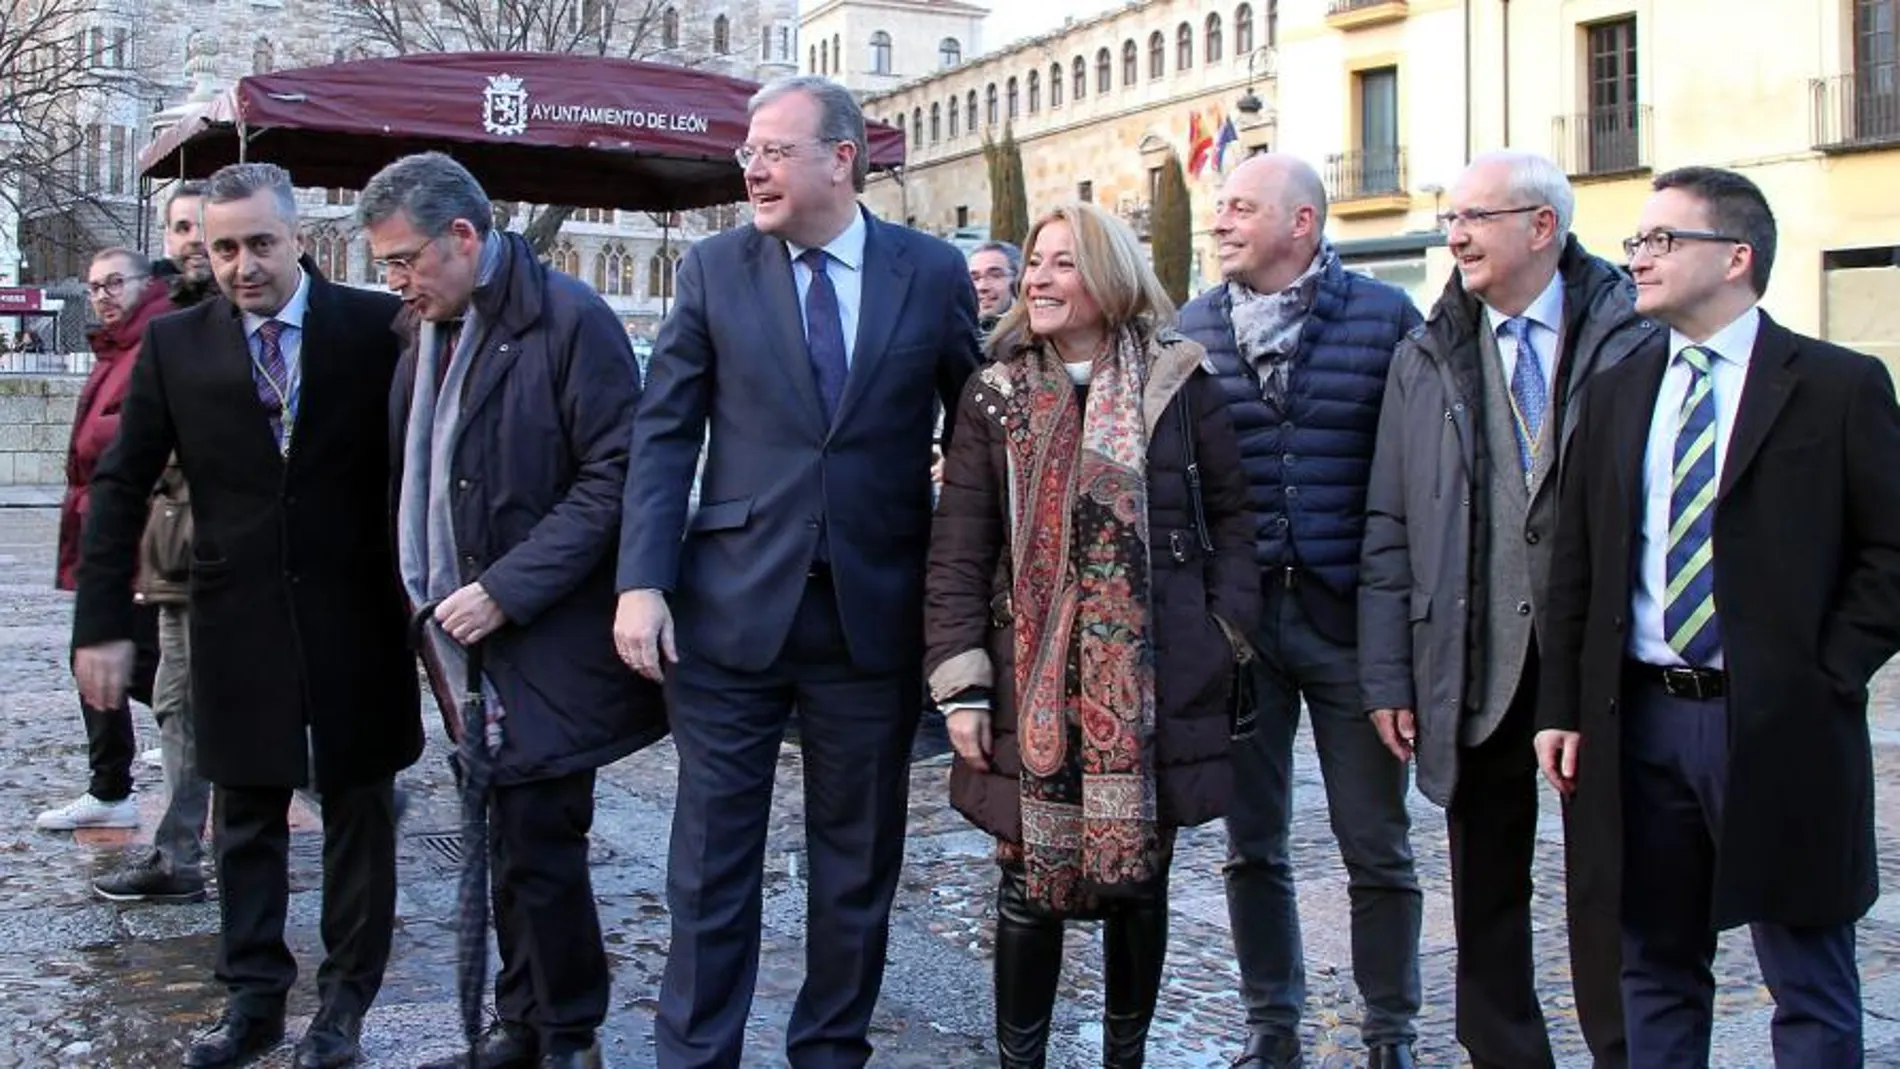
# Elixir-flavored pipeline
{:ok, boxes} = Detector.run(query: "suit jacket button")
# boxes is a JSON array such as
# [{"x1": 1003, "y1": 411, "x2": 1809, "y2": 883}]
[
  {"x1": 1517, "y1": 601, "x2": 1531, "y2": 616},
  {"x1": 456, "y1": 478, "x2": 470, "y2": 491},
  {"x1": 1525, "y1": 529, "x2": 1539, "y2": 544}
]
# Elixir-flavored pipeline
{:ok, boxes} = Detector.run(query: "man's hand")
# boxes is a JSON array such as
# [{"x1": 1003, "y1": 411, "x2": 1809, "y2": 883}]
[
  {"x1": 1534, "y1": 729, "x2": 1582, "y2": 797},
  {"x1": 930, "y1": 445, "x2": 945, "y2": 487},
  {"x1": 435, "y1": 582, "x2": 507, "y2": 646},
  {"x1": 74, "y1": 640, "x2": 135, "y2": 711},
  {"x1": 614, "y1": 589, "x2": 677, "y2": 683},
  {"x1": 1369, "y1": 707, "x2": 1417, "y2": 762},
  {"x1": 946, "y1": 708, "x2": 992, "y2": 772}
]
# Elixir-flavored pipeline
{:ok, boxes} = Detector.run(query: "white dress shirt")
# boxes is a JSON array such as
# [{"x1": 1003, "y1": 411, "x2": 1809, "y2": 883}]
[
  {"x1": 786, "y1": 207, "x2": 867, "y2": 367},
  {"x1": 1484, "y1": 268, "x2": 1564, "y2": 395},
  {"x1": 1628, "y1": 304, "x2": 1761, "y2": 668}
]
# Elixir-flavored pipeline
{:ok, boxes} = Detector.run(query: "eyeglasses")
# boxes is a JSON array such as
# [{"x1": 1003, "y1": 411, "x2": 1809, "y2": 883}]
[
  {"x1": 372, "y1": 236, "x2": 441, "y2": 274},
  {"x1": 1622, "y1": 228, "x2": 1744, "y2": 260},
  {"x1": 734, "y1": 138, "x2": 843, "y2": 169},
  {"x1": 85, "y1": 273, "x2": 145, "y2": 297},
  {"x1": 1436, "y1": 205, "x2": 1545, "y2": 228}
]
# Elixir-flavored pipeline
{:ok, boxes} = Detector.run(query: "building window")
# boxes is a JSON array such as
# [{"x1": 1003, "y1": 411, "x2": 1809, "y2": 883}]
[
  {"x1": 1148, "y1": 32, "x2": 1165, "y2": 79},
  {"x1": 648, "y1": 251, "x2": 680, "y2": 299},
  {"x1": 574, "y1": 207, "x2": 613, "y2": 224},
  {"x1": 1585, "y1": 18, "x2": 1640, "y2": 172},
  {"x1": 1028, "y1": 70, "x2": 1040, "y2": 113},
  {"x1": 894, "y1": 113, "x2": 905, "y2": 144},
  {"x1": 1007, "y1": 77, "x2": 1019, "y2": 119},
  {"x1": 84, "y1": 123, "x2": 101, "y2": 192},
  {"x1": 949, "y1": 95, "x2": 960, "y2": 137},
  {"x1": 940, "y1": 37, "x2": 961, "y2": 67},
  {"x1": 597, "y1": 243, "x2": 634, "y2": 296},
  {"x1": 956, "y1": 205, "x2": 970, "y2": 227},
  {"x1": 870, "y1": 30, "x2": 892, "y2": 75},
  {"x1": 986, "y1": 83, "x2": 998, "y2": 125},
  {"x1": 107, "y1": 125, "x2": 128, "y2": 194},
  {"x1": 1050, "y1": 63, "x2": 1063, "y2": 107},
  {"x1": 967, "y1": 90, "x2": 978, "y2": 129},
  {"x1": 253, "y1": 37, "x2": 273, "y2": 74},
  {"x1": 1236, "y1": 3, "x2": 1254, "y2": 54},
  {"x1": 834, "y1": 34, "x2": 841, "y2": 69},
  {"x1": 1177, "y1": 23, "x2": 1193, "y2": 71},
  {"x1": 325, "y1": 188, "x2": 356, "y2": 205},
  {"x1": 1268, "y1": 0, "x2": 1278, "y2": 47},
  {"x1": 1072, "y1": 56, "x2": 1086, "y2": 101},
  {"x1": 1077, "y1": 179, "x2": 1093, "y2": 202},
  {"x1": 712, "y1": 15, "x2": 729, "y2": 54},
  {"x1": 1096, "y1": 49, "x2": 1111, "y2": 93},
  {"x1": 912, "y1": 106, "x2": 923, "y2": 147},
  {"x1": 809, "y1": 44, "x2": 816, "y2": 72},
  {"x1": 820, "y1": 39, "x2": 829, "y2": 74},
  {"x1": 550, "y1": 241, "x2": 581, "y2": 276},
  {"x1": 1206, "y1": 13, "x2": 1223, "y2": 62},
  {"x1": 111, "y1": 28, "x2": 128, "y2": 68},
  {"x1": 1355, "y1": 66, "x2": 1401, "y2": 194},
  {"x1": 1855, "y1": 0, "x2": 1898, "y2": 141},
  {"x1": 777, "y1": 25, "x2": 793, "y2": 62},
  {"x1": 1121, "y1": 40, "x2": 1137, "y2": 86},
  {"x1": 661, "y1": 7, "x2": 680, "y2": 48}
]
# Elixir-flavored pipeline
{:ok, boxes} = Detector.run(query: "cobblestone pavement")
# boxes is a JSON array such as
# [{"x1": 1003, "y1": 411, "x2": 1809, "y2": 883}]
[{"x1": 1, "y1": 502, "x2": 1899, "y2": 1067}]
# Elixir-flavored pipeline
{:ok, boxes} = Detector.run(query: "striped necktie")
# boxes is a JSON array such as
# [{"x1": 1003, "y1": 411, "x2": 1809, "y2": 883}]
[
  {"x1": 1501, "y1": 316, "x2": 1547, "y2": 481},
  {"x1": 1665, "y1": 345, "x2": 1721, "y2": 666},
  {"x1": 253, "y1": 319, "x2": 289, "y2": 452}
]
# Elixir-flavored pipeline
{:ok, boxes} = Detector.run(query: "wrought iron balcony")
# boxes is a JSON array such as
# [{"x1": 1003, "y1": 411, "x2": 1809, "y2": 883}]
[
  {"x1": 1811, "y1": 72, "x2": 1900, "y2": 151},
  {"x1": 1325, "y1": 0, "x2": 1408, "y2": 28},
  {"x1": 1325, "y1": 147, "x2": 1406, "y2": 202},
  {"x1": 1552, "y1": 104, "x2": 1652, "y2": 177}
]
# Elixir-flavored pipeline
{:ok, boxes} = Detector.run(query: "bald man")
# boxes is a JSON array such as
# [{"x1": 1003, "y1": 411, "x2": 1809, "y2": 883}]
[{"x1": 1180, "y1": 154, "x2": 1424, "y2": 1069}]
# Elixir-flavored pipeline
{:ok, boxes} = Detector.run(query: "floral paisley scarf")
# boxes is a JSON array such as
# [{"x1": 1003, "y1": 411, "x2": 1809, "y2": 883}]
[{"x1": 993, "y1": 327, "x2": 1161, "y2": 914}]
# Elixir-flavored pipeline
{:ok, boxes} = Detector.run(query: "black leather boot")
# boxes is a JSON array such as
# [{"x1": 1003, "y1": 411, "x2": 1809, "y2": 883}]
[
  {"x1": 1101, "y1": 891, "x2": 1168, "y2": 1069},
  {"x1": 995, "y1": 863, "x2": 1065, "y2": 1068}
]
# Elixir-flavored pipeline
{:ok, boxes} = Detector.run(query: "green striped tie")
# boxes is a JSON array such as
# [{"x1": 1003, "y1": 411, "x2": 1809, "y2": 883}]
[{"x1": 1664, "y1": 345, "x2": 1721, "y2": 665}]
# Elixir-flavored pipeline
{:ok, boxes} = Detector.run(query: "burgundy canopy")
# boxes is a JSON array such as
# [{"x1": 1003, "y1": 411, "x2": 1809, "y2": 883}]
[{"x1": 139, "y1": 52, "x2": 906, "y2": 211}]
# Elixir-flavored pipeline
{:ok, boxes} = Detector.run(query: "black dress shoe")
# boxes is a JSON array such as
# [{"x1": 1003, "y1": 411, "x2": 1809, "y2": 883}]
[
  {"x1": 1231, "y1": 1032, "x2": 1303, "y2": 1069},
  {"x1": 539, "y1": 1041, "x2": 603, "y2": 1068},
  {"x1": 1367, "y1": 1044, "x2": 1416, "y2": 1069},
  {"x1": 294, "y1": 1008, "x2": 363, "y2": 1069},
  {"x1": 418, "y1": 1021, "x2": 539, "y2": 1069},
  {"x1": 182, "y1": 1007, "x2": 286, "y2": 1068}
]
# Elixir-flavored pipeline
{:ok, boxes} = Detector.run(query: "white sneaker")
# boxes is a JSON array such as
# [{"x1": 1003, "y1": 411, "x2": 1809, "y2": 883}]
[
  {"x1": 139, "y1": 747, "x2": 163, "y2": 768},
  {"x1": 34, "y1": 792, "x2": 138, "y2": 831}
]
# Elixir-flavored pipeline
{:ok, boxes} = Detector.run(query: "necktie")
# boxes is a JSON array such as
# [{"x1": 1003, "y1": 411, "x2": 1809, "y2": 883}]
[
  {"x1": 434, "y1": 319, "x2": 465, "y2": 396},
  {"x1": 799, "y1": 249, "x2": 848, "y2": 423},
  {"x1": 1665, "y1": 345, "x2": 1721, "y2": 666},
  {"x1": 252, "y1": 319, "x2": 290, "y2": 453},
  {"x1": 1502, "y1": 317, "x2": 1547, "y2": 480}
]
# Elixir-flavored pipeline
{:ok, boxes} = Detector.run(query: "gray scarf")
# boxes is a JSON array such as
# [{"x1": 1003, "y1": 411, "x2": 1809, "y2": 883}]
[{"x1": 1227, "y1": 241, "x2": 1334, "y2": 411}]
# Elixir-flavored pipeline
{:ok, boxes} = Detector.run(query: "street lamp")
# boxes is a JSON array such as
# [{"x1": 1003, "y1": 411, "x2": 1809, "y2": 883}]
[{"x1": 1235, "y1": 46, "x2": 1277, "y2": 116}]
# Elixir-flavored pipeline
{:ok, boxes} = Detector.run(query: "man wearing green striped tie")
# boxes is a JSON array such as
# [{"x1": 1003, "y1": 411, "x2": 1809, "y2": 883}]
[{"x1": 1537, "y1": 166, "x2": 1900, "y2": 1068}]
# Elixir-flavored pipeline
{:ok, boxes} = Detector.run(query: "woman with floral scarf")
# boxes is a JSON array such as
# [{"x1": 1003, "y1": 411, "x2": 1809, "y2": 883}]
[{"x1": 925, "y1": 202, "x2": 1261, "y2": 1067}]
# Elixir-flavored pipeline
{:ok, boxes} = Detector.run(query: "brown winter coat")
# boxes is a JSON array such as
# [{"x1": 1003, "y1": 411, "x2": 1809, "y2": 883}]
[{"x1": 923, "y1": 331, "x2": 1261, "y2": 842}]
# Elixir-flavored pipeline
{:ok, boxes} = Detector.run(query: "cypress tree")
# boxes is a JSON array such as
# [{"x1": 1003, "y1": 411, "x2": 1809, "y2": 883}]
[{"x1": 1150, "y1": 151, "x2": 1192, "y2": 305}]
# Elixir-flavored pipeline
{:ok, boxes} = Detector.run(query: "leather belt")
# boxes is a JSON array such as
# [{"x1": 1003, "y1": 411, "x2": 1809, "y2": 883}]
[{"x1": 1625, "y1": 661, "x2": 1727, "y2": 701}]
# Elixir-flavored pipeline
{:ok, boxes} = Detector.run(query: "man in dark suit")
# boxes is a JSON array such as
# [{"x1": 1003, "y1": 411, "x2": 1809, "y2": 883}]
[
  {"x1": 614, "y1": 75, "x2": 980, "y2": 1069},
  {"x1": 72, "y1": 162, "x2": 422, "y2": 1069},
  {"x1": 1537, "y1": 166, "x2": 1900, "y2": 1068}
]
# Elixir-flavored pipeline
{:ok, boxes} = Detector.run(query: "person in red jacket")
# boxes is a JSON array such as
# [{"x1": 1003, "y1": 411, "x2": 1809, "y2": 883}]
[{"x1": 40, "y1": 247, "x2": 171, "y2": 832}]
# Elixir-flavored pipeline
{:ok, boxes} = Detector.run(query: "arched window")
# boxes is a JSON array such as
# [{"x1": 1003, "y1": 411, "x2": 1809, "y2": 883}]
[
  {"x1": 252, "y1": 37, "x2": 273, "y2": 74},
  {"x1": 648, "y1": 251, "x2": 681, "y2": 299},
  {"x1": 1096, "y1": 48, "x2": 1111, "y2": 93},
  {"x1": 1267, "y1": 0, "x2": 1278, "y2": 47},
  {"x1": 1049, "y1": 63, "x2": 1063, "y2": 108},
  {"x1": 712, "y1": 15, "x2": 729, "y2": 54},
  {"x1": 1026, "y1": 71, "x2": 1039, "y2": 114},
  {"x1": 592, "y1": 251, "x2": 608, "y2": 293},
  {"x1": 939, "y1": 37, "x2": 961, "y2": 67},
  {"x1": 661, "y1": 6, "x2": 680, "y2": 48},
  {"x1": 911, "y1": 106, "x2": 922, "y2": 147},
  {"x1": 551, "y1": 241, "x2": 580, "y2": 276},
  {"x1": 1205, "y1": 13, "x2": 1223, "y2": 63},
  {"x1": 870, "y1": 30, "x2": 892, "y2": 75},
  {"x1": 819, "y1": 39, "x2": 829, "y2": 75},
  {"x1": 1235, "y1": 3, "x2": 1253, "y2": 55},
  {"x1": 894, "y1": 113, "x2": 905, "y2": 145},
  {"x1": 967, "y1": 90, "x2": 978, "y2": 129},
  {"x1": 1006, "y1": 77, "x2": 1018, "y2": 119},
  {"x1": 1121, "y1": 40, "x2": 1137, "y2": 86},
  {"x1": 1072, "y1": 56, "x2": 1086, "y2": 102},
  {"x1": 1177, "y1": 22, "x2": 1193, "y2": 71},
  {"x1": 948, "y1": 95, "x2": 960, "y2": 137},
  {"x1": 1148, "y1": 31, "x2": 1164, "y2": 79},
  {"x1": 833, "y1": 34, "x2": 840, "y2": 69},
  {"x1": 985, "y1": 83, "x2": 998, "y2": 126},
  {"x1": 808, "y1": 44, "x2": 816, "y2": 72},
  {"x1": 929, "y1": 102, "x2": 941, "y2": 142}
]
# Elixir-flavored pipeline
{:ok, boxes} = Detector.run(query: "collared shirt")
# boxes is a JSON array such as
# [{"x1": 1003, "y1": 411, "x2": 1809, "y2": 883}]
[
  {"x1": 1483, "y1": 267, "x2": 1564, "y2": 392},
  {"x1": 1629, "y1": 304, "x2": 1761, "y2": 668},
  {"x1": 786, "y1": 207, "x2": 867, "y2": 367},
  {"x1": 242, "y1": 266, "x2": 311, "y2": 432}
]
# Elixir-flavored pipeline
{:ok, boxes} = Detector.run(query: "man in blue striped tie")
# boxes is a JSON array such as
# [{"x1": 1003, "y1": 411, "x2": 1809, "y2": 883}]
[{"x1": 1538, "y1": 166, "x2": 1900, "y2": 1068}]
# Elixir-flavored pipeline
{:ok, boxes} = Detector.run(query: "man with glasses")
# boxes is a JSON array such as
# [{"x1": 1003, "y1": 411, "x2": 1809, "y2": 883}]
[
  {"x1": 1537, "y1": 166, "x2": 1900, "y2": 1067},
  {"x1": 41, "y1": 248, "x2": 170, "y2": 835},
  {"x1": 1360, "y1": 150, "x2": 1660, "y2": 1069},
  {"x1": 615, "y1": 75, "x2": 979, "y2": 1068},
  {"x1": 966, "y1": 239, "x2": 1020, "y2": 343},
  {"x1": 362, "y1": 150, "x2": 665, "y2": 1069}
]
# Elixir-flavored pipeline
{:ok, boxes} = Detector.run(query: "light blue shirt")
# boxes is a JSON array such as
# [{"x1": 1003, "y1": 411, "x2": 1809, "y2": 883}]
[
  {"x1": 242, "y1": 267, "x2": 310, "y2": 444},
  {"x1": 1483, "y1": 267, "x2": 1564, "y2": 392},
  {"x1": 786, "y1": 207, "x2": 866, "y2": 367},
  {"x1": 1629, "y1": 304, "x2": 1761, "y2": 668}
]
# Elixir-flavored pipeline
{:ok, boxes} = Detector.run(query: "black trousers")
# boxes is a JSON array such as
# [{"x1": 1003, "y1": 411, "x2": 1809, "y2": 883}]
[
  {"x1": 1448, "y1": 654, "x2": 1626, "y2": 1069},
  {"x1": 79, "y1": 602, "x2": 160, "y2": 802},
  {"x1": 492, "y1": 769, "x2": 608, "y2": 1056},
  {"x1": 213, "y1": 778, "x2": 397, "y2": 1020}
]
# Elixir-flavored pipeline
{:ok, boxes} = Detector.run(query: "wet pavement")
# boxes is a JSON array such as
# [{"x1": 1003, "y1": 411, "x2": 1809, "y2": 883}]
[{"x1": 3, "y1": 501, "x2": 1900, "y2": 1067}]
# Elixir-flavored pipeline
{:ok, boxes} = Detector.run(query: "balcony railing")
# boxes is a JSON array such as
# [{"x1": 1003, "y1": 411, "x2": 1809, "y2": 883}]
[
  {"x1": 1812, "y1": 71, "x2": 1900, "y2": 151},
  {"x1": 1328, "y1": 0, "x2": 1405, "y2": 12},
  {"x1": 1325, "y1": 147, "x2": 1406, "y2": 201},
  {"x1": 1325, "y1": 0, "x2": 1407, "y2": 27},
  {"x1": 1552, "y1": 104, "x2": 1652, "y2": 177}
]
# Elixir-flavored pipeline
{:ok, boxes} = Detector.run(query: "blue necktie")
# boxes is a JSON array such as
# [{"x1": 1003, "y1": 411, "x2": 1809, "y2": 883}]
[
  {"x1": 253, "y1": 318, "x2": 290, "y2": 453},
  {"x1": 1665, "y1": 346, "x2": 1722, "y2": 666},
  {"x1": 1502, "y1": 317, "x2": 1547, "y2": 481},
  {"x1": 799, "y1": 249, "x2": 848, "y2": 423}
]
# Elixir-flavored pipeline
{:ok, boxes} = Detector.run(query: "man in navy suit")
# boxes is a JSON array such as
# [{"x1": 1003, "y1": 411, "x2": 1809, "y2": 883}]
[{"x1": 614, "y1": 75, "x2": 981, "y2": 1069}]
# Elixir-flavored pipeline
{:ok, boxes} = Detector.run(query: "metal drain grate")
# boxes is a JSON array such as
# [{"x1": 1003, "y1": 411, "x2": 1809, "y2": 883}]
[{"x1": 412, "y1": 830, "x2": 465, "y2": 870}]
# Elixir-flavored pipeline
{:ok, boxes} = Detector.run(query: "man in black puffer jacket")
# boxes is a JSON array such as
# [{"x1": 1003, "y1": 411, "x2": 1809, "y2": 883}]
[{"x1": 1179, "y1": 153, "x2": 1424, "y2": 1069}]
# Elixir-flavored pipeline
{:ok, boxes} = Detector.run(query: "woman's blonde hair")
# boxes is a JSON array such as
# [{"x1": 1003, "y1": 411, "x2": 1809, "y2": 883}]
[{"x1": 990, "y1": 201, "x2": 1176, "y2": 353}]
